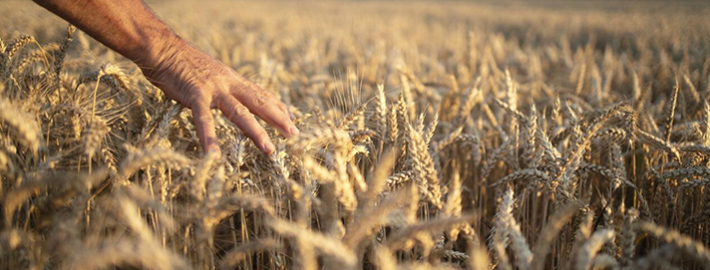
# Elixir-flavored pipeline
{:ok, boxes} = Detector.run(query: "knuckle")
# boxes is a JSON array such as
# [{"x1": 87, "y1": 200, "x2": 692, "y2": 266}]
[
  {"x1": 187, "y1": 93, "x2": 210, "y2": 109},
  {"x1": 278, "y1": 103, "x2": 288, "y2": 111},
  {"x1": 252, "y1": 90, "x2": 271, "y2": 106},
  {"x1": 229, "y1": 102, "x2": 252, "y2": 119}
]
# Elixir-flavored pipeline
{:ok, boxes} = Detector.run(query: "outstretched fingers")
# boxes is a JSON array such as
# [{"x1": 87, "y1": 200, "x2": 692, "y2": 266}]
[
  {"x1": 231, "y1": 78, "x2": 298, "y2": 138},
  {"x1": 191, "y1": 101, "x2": 221, "y2": 156},
  {"x1": 217, "y1": 93, "x2": 276, "y2": 154}
]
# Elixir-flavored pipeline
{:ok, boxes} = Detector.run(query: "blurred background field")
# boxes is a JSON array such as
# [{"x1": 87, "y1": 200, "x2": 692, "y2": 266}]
[{"x1": 2, "y1": 1, "x2": 710, "y2": 270}]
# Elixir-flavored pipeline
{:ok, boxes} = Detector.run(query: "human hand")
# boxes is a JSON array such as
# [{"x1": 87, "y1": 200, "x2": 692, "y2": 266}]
[
  {"x1": 32, "y1": 0, "x2": 297, "y2": 155},
  {"x1": 140, "y1": 40, "x2": 298, "y2": 155}
]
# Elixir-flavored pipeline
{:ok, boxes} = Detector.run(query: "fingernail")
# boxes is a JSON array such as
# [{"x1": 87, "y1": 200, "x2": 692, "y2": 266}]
[
  {"x1": 289, "y1": 125, "x2": 300, "y2": 136},
  {"x1": 262, "y1": 140, "x2": 275, "y2": 154}
]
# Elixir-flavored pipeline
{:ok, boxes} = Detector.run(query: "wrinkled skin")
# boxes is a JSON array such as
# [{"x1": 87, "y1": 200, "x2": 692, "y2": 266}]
[
  {"x1": 142, "y1": 42, "x2": 298, "y2": 155},
  {"x1": 33, "y1": 0, "x2": 298, "y2": 155}
]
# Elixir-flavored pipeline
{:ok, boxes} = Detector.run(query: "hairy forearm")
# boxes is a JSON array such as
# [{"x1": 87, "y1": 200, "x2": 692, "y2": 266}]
[{"x1": 32, "y1": 0, "x2": 184, "y2": 68}]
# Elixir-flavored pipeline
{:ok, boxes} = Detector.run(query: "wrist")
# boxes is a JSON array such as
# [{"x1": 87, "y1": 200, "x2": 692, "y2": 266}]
[{"x1": 131, "y1": 27, "x2": 187, "y2": 73}]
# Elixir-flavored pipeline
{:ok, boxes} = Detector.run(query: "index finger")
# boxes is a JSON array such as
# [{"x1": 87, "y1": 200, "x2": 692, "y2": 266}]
[{"x1": 191, "y1": 101, "x2": 221, "y2": 156}]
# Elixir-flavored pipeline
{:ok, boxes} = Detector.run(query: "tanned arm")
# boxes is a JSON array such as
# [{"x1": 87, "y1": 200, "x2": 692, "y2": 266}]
[{"x1": 33, "y1": 0, "x2": 299, "y2": 155}]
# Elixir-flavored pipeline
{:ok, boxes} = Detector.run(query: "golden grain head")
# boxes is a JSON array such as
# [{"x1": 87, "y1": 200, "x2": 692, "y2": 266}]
[{"x1": 1, "y1": 1, "x2": 710, "y2": 270}]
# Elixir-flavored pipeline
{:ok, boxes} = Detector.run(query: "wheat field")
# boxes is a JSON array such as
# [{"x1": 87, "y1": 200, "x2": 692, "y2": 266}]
[{"x1": 1, "y1": 0, "x2": 710, "y2": 269}]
